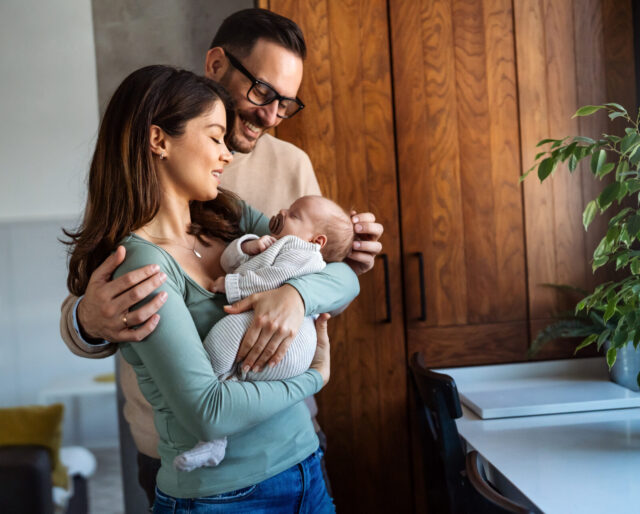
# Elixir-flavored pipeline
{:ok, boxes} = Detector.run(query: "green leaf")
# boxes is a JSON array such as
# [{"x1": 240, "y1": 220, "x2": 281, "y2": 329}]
[
  {"x1": 597, "y1": 330, "x2": 611, "y2": 350},
  {"x1": 630, "y1": 146, "x2": 640, "y2": 165},
  {"x1": 609, "y1": 111, "x2": 627, "y2": 121},
  {"x1": 536, "y1": 138, "x2": 557, "y2": 147},
  {"x1": 616, "y1": 253, "x2": 630, "y2": 270},
  {"x1": 604, "y1": 299, "x2": 617, "y2": 323},
  {"x1": 568, "y1": 154, "x2": 578, "y2": 172},
  {"x1": 630, "y1": 179, "x2": 640, "y2": 193},
  {"x1": 606, "y1": 346, "x2": 617, "y2": 369},
  {"x1": 535, "y1": 151, "x2": 546, "y2": 161},
  {"x1": 609, "y1": 207, "x2": 632, "y2": 226},
  {"x1": 590, "y1": 149, "x2": 607, "y2": 174},
  {"x1": 604, "y1": 102, "x2": 627, "y2": 114},
  {"x1": 583, "y1": 200, "x2": 598, "y2": 230},
  {"x1": 616, "y1": 160, "x2": 631, "y2": 181},
  {"x1": 551, "y1": 138, "x2": 567, "y2": 149},
  {"x1": 560, "y1": 142, "x2": 578, "y2": 161},
  {"x1": 575, "y1": 333, "x2": 598, "y2": 353},
  {"x1": 593, "y1": 255, "x2": 609, "y2": 271},
  {"x1": 573, "y1": 105, "x2": 605, "y2": 117},
  {"x1": 597, "y1": 182, "x2": 622, "y2": 209},
  {"x1": 597, "y1": 162, "x2": 615, "y2": 178},
  {"x1": 627, "y1": 215, "x2": 640, "y2": 238},
  {"x1": 538, "y1": 157, "x2": 557, "y2": 181},
  {"x1": 573, "y1": 136, "x2": 596, "y2": 145},
  {"x1": 632, "y1": 260, "x2": 640, "y2": 275},
  {"x1": 621, "y1": 132, "x2": 640, "y2": 154}
]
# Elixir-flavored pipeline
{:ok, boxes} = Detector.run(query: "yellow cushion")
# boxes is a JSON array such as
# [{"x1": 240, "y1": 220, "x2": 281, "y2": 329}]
[{"x1": 0, "y1": 404, "x2": 68, "y2": 489}]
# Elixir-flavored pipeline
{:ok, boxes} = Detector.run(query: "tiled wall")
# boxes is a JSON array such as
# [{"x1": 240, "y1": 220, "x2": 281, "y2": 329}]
[{"x1": 0, "y1": 218, "x2": 118, "y2": 447}]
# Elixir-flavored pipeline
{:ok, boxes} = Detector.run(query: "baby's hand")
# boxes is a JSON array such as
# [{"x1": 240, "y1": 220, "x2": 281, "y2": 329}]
[
  {"x1": 241, "y1": 235, "x2": 276, "y2": 255},
  {"x1": 210, "y1": 276, "x2": 226, "y2": 294}
]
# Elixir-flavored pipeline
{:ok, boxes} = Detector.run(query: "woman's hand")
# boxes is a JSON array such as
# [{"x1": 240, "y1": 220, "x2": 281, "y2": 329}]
[
  {"x1": 310, "y1": 313, "x2": 331, "y2": 386},
  {"x1": 224, "y1": 284, "x2": 305, "y2": 372},
  {"x1": 77, "y1": 246, "x2": 168, "y2": 342},
  {"x1": 347, "y1": 211, "x2": 384, "y2": 275}
]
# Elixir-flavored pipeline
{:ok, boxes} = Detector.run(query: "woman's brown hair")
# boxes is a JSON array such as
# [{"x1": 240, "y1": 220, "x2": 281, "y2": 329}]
[{"x1": 65, "y1": 65, "x2": 241, "y2": 296}]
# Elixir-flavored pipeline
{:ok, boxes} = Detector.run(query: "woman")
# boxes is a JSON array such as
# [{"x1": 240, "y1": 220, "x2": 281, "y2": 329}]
[{"x1": 65, "y1": 66, "x2": 358, "y2": 512}]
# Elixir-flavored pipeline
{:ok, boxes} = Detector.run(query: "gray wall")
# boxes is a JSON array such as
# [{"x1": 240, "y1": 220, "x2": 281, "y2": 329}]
[
  {"x1": 92, "y1": 0, "x2": 252, "y2": 114},
  {"x1": 0, "y1": 0, "x2": 117, "y2": 448}
]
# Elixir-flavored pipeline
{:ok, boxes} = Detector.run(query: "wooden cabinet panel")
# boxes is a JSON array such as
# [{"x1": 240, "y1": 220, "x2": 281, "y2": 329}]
[{"x1": 390, "y1": 0, "x2": 527, "y2": 330}]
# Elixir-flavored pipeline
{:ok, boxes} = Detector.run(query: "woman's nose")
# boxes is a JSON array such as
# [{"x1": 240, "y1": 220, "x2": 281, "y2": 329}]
[{"x1": 221, "y1": 145, "x2": 233, "y2": 165}]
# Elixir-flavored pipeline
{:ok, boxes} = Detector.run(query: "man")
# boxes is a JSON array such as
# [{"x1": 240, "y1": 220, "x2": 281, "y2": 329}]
[{"x1": 59, "y1": 8, "x2": 382, "y2": 507}]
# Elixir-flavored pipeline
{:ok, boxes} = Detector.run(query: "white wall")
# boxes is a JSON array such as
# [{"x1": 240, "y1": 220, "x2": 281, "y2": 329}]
[
  {"x1": 0, "y1": 0, "x2": 99, "y2": 221},
  {"x1": 0, "y1": 0, "x2": 117, "y2": 447}
]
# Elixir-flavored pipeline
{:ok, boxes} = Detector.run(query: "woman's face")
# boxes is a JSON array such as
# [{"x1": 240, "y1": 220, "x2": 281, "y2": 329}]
[{"x1": 159, "y1": 100, "x2": 233, "y2": 202}]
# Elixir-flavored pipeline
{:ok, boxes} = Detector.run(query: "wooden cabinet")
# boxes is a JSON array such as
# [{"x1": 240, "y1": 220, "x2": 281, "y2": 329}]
[{"x1": 260, "y1": 0, "x2": 635, "y2": 512}]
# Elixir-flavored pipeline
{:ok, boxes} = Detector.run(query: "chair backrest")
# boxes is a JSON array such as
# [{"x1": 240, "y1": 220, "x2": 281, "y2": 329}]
[
  {"x1": 409, "y1": 352, "x2": 471, "y2": 513},
  {"x1": 465, "y1": 451, "x2": 535, "y2": 514}
]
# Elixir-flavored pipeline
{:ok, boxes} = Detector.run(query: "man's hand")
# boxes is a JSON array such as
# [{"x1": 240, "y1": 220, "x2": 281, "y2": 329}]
[
  {"x1": 77, "y1": 246, "x2": 168, "y2": 343},
  {"x1": 347, "y1": 211, "x2": 384, "y2": 275},
  {"x1": 241, "y1": 235, "x2": 276, "y2": 255},
  {"x1": 224, "y1": 284, "x2": 305, "y2": 372}
]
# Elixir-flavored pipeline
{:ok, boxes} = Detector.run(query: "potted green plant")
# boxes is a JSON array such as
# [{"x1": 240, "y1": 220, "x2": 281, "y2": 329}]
[{"x1": 524, "y1": 103, "x2": 640, "y2": 390}]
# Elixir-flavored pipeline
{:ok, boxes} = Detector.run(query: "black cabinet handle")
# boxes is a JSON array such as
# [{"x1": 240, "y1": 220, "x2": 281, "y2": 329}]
[
  {"x1": 414, "y1": 252, "x2": 426, "y2": 321},
  {"x1": 378, "y1": 254, "x2": 391, "y2": 323}
]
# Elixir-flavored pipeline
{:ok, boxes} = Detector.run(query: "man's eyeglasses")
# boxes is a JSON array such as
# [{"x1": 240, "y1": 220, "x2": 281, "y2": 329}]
[{"x1": 225, "y1": 51, "x2": 305, "y2": 119}]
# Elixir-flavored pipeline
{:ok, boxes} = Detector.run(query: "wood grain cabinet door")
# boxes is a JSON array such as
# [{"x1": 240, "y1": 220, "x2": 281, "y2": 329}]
[{"x1": 390, "y1": 0, "x2": 529, "y2": 367}]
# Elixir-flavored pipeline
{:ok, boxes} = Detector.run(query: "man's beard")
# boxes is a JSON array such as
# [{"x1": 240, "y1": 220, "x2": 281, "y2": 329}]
[{"x1": 227, "y1": 111, "x2": 265, "y2": 154}]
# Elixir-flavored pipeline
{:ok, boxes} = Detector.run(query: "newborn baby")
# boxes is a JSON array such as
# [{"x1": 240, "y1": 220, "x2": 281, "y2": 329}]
[{"x1": 174, "y1": 195, "x2": 355, "y2": 471}]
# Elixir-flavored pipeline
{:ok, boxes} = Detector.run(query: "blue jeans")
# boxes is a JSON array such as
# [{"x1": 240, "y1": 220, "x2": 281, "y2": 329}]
[{"x1": 153, "y1": 449, "x2": 335, "y2": 513}]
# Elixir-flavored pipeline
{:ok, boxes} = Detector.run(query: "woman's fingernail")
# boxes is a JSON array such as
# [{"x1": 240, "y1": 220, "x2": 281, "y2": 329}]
[
  {"x1": 159, "y1": 272, "x2": 167, "y2": 281},
  {"x1": 352, "y1": 216, "x2": 359, "y2": 223},
  {"x1": 151, "y1": 264, "x2": 160, "y2": 272},
  {"x1": 269, "y1": 362, "x2": 275, "y2": 368},
  {"x1": 355, "y1": 224, "x2": 363, "y2": 232},
  {"x1": 243, "y1": 365, "x2": 250, "y2": 373},
  {"x1": 253, "y1": 366, "x2": 261, "y2": 372},
  {"x1": 159, "y1": 292, "x2": 168, "y2": 302},
  {"x1": 353, "y1": 241, "x2": 361, "y2": 249}
]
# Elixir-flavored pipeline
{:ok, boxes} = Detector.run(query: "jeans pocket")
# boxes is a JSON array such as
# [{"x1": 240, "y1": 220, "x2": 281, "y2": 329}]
[
  {"x1": 199, "y1": 484, "x2": 258, "y2": 504},
  {"x1": 153, "y1": 488, "x2": 176, "y2": 513}
]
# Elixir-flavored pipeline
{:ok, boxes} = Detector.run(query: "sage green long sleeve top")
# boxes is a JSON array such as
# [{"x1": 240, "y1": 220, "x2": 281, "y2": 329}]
[{"x1": 114, "y1": 203, "x2": 359, "y2": 498}]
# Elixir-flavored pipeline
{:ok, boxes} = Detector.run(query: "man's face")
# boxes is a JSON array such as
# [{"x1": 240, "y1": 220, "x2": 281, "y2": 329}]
[{"x1": 211, "y1": 39, "x2": 303, "y2": 153}]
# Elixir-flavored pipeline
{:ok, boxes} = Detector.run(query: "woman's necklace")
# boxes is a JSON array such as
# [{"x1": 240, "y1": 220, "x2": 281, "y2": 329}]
[{"x1": 140, "y1": 227, "x2": 202, "y2": 259}]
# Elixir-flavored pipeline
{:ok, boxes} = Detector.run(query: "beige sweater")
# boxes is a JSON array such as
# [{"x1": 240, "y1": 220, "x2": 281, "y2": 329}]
[{"x1": 59, "y1": 134, "x2": 321, "y2": 458}]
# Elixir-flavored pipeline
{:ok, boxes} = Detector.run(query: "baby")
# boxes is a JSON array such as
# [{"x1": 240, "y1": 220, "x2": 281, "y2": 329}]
[{"x1": 174, "y1": 195, "x2": 354, "y2": 471}]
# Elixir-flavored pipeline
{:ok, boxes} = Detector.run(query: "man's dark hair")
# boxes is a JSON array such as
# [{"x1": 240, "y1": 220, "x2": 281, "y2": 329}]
[{"x1": 210, "y1": 8, "x2": 306, "y2": 59}]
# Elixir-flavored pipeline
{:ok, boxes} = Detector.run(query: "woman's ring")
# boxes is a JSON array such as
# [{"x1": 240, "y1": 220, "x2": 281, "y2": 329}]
[{"x1": 123, "y1": 315, "x2": 129, "y2": 329}]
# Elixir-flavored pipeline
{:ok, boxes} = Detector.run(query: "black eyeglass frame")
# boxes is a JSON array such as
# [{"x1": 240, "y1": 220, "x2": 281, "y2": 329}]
[{"x1": 225, "y1": 51, "x2": 305, "y2": 119}]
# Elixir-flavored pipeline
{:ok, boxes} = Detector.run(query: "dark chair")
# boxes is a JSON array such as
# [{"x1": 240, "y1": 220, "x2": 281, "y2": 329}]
[
  {"x1": 409, "y1": 352, "x2": 472, "y2": 513},
  {"x1": 466, "y1": 451, "x2": 534, "y2": 514},
  {"x1": 0, "y1": 445, "x2": 89, "y2": 514}
]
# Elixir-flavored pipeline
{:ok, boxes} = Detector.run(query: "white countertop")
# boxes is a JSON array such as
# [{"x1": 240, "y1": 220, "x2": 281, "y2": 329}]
[
  {"x1": 442, "y1": 358, "x2": 640, "y2": 514},
  {"x1": 441, "y1": 358, "x2": 640, "y2": 419}
]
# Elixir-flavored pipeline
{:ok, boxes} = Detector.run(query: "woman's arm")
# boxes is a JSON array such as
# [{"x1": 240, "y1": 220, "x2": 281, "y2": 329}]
[{"x1": 116, "y1": 243, "x2": 324, "y2": 442}]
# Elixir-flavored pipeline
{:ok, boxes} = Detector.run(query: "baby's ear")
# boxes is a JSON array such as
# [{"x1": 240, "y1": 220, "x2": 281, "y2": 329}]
[{"x1": 312, "y1": 234, "x2": 327, "y2": 248}]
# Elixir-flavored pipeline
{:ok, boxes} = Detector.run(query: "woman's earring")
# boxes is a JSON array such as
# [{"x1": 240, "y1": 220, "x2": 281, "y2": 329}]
[{"x1": 160, "y1": 152, "x2": 166, "y2": 160}]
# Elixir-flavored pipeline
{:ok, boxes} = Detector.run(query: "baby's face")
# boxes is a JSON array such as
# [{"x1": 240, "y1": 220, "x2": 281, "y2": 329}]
[{"x1": 269, "y1": 196, "x2": 330, "y2": 242}]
